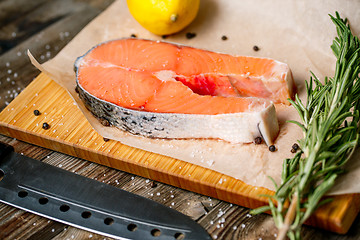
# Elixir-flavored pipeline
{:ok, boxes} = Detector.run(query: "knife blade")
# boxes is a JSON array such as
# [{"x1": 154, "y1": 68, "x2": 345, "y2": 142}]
[{"x1": 0, "y1": 142, "x2": 211, "y2": 240}]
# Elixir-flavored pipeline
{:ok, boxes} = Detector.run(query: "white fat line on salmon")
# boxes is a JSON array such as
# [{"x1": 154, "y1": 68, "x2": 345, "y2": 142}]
[
  {"x1": 153, "y1": 70, "x2": 177, "y2": 82},
  {"x1": 80, "y1": 59, "x2": 147, "y2": 72}
]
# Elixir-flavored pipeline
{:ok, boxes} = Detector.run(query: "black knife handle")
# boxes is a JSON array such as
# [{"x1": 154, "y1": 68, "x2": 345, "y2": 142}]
[{"x1": 0, "y1": 142, "x2": 14, "y2": 162}]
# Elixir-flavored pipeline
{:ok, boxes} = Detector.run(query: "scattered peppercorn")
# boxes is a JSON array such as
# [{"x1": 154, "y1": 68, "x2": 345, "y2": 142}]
[
  {"x1": 186, "y1": 32, "x2": 196, "y2": 39},
  {"x1": 130, "y1": 34, "x2": 137, "y2": 38},
  {"x1": 254, "y1": 137, "x2": 262, "y2": 144},
  {"x1": 150, "y1": 181, "x2": 157, "y2": 188},
  {"x1": 269, "y1": 145, "x2": 276, "y2": 152},
  {"x1": 162, "y1": 35, "x2": 168, "y2": 39},
  {"x1": 103, "y1": 137, "x2": 110, "y2": 142},
  {"x1": 100, "y1": 118, "x2": 110, "y2": 127},
  {"x1": 291, "y1": 143, "x2": 300, "y2": 153},
  {"x1": 292, "y1": 143, "x2": 299, "y2": 151},
  {"x1": 42, "y1": 122, "x2": 50, "y2": 130},
  {"x1": 221, "y1": 35, "x2": 228, "y2": 41},
  {"x1": 33, "y1": 110, "x2": 41, "y2": 116},
  {"x1": 253, "y1": 45, "x2": 260, "y2": 51}
]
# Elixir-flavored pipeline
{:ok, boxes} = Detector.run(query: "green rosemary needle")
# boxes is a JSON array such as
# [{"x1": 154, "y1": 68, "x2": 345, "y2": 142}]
[{"x1": 251, "y1": 12, "x2": 360, "y2": 240}]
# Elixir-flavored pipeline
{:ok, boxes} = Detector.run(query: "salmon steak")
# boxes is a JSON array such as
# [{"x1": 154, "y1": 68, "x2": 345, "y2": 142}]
[{"x1": 75, "y1": 38, "x2": 295, "y2": 145}]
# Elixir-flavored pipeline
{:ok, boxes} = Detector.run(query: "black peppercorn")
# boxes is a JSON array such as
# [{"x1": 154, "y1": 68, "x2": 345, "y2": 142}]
[
  {"x1": 150, "y1": 181, "x2": 157, "y2": 188},
  {"x1": 42, "y1": 122, "x2": 50, "y2": 130},
  {"x1": 130, "y1": 34, "x2": 137, "y2": 38},
  {"x1": 221, "y1": 35, "x2": 228, "y2": 41},
  {"x1": 292, "y1": 143, "x2": 299, "y2": 150},
  {"x1": 253, "y1": 45, "x2": 260, "y2": 51},
  {"x1": 186, "y1": 32, "x2": 196, "y2": 39},
  {"x1": 269, "y1": 145, "x2": 276, "y2": 152},
  {"x1": 103, "y1": 137, "x2": 110, "y2": 142},
  {"x1": 291, "y1": 143, "x2": 300, "y2": 153},
  {"x1": 254, "y1": 137, "x2": 262, "y2": 144},
  {"x1": 162, "y1": 35, "x2": 168, "y2": 39},
  {"x1": 33, "y1": 110, "x2": 41, "y2": 116}
]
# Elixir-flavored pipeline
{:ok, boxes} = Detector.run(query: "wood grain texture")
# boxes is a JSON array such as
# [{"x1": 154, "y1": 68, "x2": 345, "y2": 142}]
[
  {"x1": 0, "y1": 0, "x2": 113, "y2": 110},
  {"x1": 0, "y1": 73, "x2": 359, "y2": 235}
]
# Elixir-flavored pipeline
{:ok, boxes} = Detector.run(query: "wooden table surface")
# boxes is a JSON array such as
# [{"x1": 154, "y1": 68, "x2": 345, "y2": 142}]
[{"x1": 0, "y1": 0, "x2": 359, "y2": 239}]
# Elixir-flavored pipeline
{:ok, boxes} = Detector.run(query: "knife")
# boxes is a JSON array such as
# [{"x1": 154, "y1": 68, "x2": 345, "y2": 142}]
[{"x1": 0, "y1": 142, "x2": 211, "y2": 240}]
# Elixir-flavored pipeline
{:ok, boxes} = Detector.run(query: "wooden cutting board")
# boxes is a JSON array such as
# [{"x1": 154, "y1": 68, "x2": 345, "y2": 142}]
[{"x1": 0, "y1": 73, "x2": 359, "y2": 234}]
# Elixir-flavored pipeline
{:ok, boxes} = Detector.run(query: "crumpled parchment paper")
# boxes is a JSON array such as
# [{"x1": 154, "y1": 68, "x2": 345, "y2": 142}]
[{"x1": 30, "y1": 0, "x2": 360, "y2": 195}]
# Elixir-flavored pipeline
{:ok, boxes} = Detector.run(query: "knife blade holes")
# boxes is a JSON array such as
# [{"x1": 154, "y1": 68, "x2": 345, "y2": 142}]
[
  {"x1": 60, "y1": 204, "x2": 70, "y2": 212},
  {"x1": 81, "y1": 211, "x2": 92, "y2": 219},
  {"x1": 174, "y1": 232, "x2": 185, "y2": 240},
  {"x1": 18, "y1": 190, "x2": 28, "y2": 198},
  {"x1": 151, "y1": 229, "x2": 161, "y2": 237},
  {"x1": 0, "y1": 169, "x2": 4, "y2": 182},
  {"x1": 39, "y1": 197, "x2": 49, "y2": 205},
  {"x1": 104, "y1": 217, "x2": 114, "y2": 225},
  {"x1": 127, "y1": 223, "x2": 137, "y2": 232}
]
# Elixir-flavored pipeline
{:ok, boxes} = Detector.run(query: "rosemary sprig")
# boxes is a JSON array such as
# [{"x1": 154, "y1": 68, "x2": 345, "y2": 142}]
[{"x1": 251, "y1": 12, "x2": 360, "y2": 240}]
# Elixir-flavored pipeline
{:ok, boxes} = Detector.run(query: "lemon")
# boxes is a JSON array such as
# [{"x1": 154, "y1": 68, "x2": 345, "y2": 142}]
[{"x1": 127, "y1": 0, "x2": 200, "y2": 36}]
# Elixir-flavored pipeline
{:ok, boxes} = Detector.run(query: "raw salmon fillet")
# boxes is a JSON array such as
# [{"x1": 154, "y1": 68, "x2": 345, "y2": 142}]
[{"x1": 75, "y1": 38, "x2": 295, "y2": 145}]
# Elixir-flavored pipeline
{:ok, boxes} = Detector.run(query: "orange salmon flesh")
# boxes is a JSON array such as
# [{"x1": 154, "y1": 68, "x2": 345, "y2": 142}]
[{"x1": 76, "y1": 38, "x2": 295, "y2": 115}]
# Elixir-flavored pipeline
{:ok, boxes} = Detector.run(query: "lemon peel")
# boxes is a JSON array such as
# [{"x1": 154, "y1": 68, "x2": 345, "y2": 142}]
[{"x1": 127, "y1": 0, "x2": 200, "y2": 36}]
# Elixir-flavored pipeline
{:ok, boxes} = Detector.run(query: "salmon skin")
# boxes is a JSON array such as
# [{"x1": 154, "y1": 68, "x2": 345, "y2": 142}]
[{"x1": 75, "y1": 38, "x2": 295, "y2": 145}]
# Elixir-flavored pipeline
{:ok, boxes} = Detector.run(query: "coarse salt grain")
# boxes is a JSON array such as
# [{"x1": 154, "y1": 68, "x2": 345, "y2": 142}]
[{"x1": 217, "y1": 210, "x2": 225, "y2": 217}]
